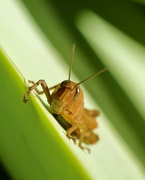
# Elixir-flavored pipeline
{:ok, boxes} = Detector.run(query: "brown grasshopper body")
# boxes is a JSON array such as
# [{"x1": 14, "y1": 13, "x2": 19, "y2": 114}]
[
  {"x1": 50, "y1": 80, "x2": 100, "y2": 147},
  {"x1": 23, "y1": 44, "x2": 108, "y2": 152}
]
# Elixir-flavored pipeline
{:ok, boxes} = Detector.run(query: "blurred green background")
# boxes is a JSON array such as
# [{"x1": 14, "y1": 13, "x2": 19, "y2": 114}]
[
  {"x1": 22, "y1": 0, "x2": 145, "y2": 162},
  {"x1": 1, "y1": 0, "x2": 145, "y2": 179}
]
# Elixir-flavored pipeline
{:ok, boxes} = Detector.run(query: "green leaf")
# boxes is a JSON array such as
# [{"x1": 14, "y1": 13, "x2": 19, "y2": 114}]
[{"x1": 0, "y1": 48, "x2": 90, "y2": 179}]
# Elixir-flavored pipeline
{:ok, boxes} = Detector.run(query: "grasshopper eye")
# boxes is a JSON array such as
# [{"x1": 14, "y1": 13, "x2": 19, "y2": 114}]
[
  {"x1": 60, "y1": 80, "x2": 70, "y2": 88},
  {"x1": 74, "y1": 86, "x2": 80, "y2": 99}
]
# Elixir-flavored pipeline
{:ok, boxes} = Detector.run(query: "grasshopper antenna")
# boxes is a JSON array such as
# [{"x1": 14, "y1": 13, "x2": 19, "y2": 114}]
[
  {"x1": 68, "y1": 44, "x2": 75, "y2": 81},
  {"x1": 73, "y1": 66, "x2": 109, "y2": 88}
]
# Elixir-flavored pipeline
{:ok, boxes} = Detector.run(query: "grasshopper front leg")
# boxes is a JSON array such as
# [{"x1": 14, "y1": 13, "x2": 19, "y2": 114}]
[
  {"x1": 78, "y1": 127, "x2": 90, "y2": 153},
  {"x1": 23, "y1": 79, "x2": 51, "y2": 104},
  {"x1": 28, "y1": 80, "x2": 58, "y2": 94},
  {"x1": 66, "y1": 123, "x2": 90, "y2": 153},
  {"x1": 66, "y1": 123, "x2": 78, "y2": 144}
]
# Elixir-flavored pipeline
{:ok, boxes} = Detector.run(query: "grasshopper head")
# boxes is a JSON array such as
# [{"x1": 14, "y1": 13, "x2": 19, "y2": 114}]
[{"x1": 50, "y1": 80, "x2": 84, "y2": 115}]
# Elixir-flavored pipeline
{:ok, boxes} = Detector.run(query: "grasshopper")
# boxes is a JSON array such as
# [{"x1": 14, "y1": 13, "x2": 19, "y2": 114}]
[{"x1": 23, "y1": 44, "x2": 108, "y2": 152}]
